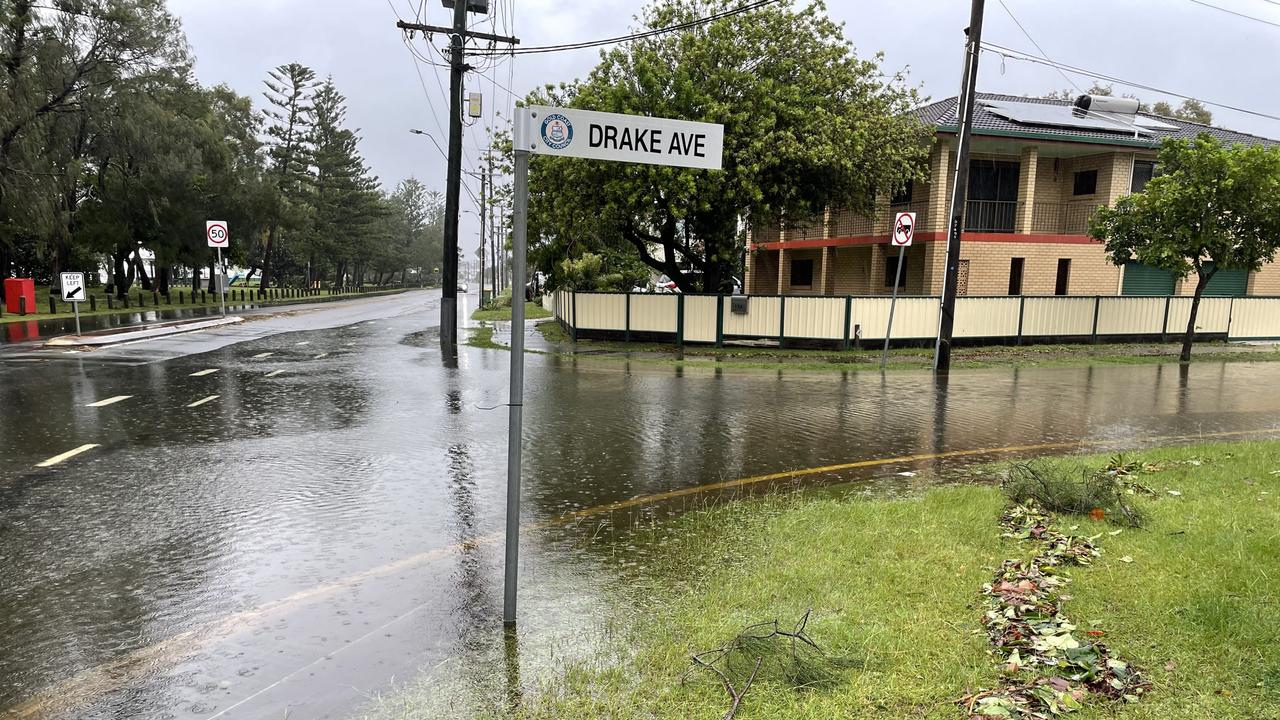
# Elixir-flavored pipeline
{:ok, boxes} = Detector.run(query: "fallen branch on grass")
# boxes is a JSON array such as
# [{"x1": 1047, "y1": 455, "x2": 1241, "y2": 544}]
[{"x1": 690, "y1": 610, "x2": 828, "y2": 720}]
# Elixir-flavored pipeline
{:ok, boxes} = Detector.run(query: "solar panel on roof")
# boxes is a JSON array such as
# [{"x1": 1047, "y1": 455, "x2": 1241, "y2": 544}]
[{"x1": 981, "y1": 100, "x2": 1154, "y2": 137}]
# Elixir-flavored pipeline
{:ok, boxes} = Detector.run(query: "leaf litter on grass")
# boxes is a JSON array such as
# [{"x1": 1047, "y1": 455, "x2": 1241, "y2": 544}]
[{"x1": 960, "y1": 501, "x2": 1151, "y2": 719}]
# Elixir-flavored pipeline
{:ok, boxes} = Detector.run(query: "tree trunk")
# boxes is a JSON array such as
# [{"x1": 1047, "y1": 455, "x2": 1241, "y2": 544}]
[
  {"x1": 260, "y1": 225, "x2": 277, "y2": 291},
  {"x1": 1180, "y1": 269, "x2": 1216, "y2": 363},
  {"x1": 207, "y1": 260, "x2": 216, "y2": 292},
  {"x1": 132, "y1": 250, "x2": 153, "y2": 291},
  {"x1": 192, "y1": 264, "x2": 200, "y2": 292},
  {"x1": 157, "y1": 266, "x2": 171, "y2": 295},
  {"x1": 0, "y1": 243, "x2": 9, "y2": 303},
  {"x1": 114, "y1": 250, "x2": 131, "y2": 297}
]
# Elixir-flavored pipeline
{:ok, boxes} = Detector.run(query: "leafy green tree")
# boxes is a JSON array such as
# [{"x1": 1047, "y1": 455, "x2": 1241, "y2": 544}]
[
  {"x1": 1090, "y1": 135, "x2": 1280, "y2": 362},
  {"x1": 526, "y1": 0, "x2": 930, "y2": 293},
  {"x1": 260, "y1": 62, "x2": 317, "y2": 290},
  {"x1": 390, "y1": 177, "x2": 443, "y2": 284},
  {"x1": 1152, "y1": 99, "x2": 1213, "y2": 125},
  {"x1": 0, "y1": 0, "x2": 183, "y2": 296}
]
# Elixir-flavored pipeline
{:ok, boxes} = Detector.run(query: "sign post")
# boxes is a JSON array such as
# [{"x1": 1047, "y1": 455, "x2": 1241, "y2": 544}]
[
  {"x1": 206, "y1": 221, "x2": 229, "y2": 317},
  {"x1": 882, "y1": 211, "x2": 916, "y2": 370},
  {"x1": 501, "y1": 106, "x2": 723, "y2": 625},
  {"x1": 60, "y1": 271, "x2": 86, "y2": 336}
]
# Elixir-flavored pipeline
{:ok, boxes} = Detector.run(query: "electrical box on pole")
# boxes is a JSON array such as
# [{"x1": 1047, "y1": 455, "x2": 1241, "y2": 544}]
[
  {"x1": 468, "y1": 92, "x2": 483, "y2": 119},
  {"x1": 442, "y1": 0, "x2": 489, "y2": 13}
]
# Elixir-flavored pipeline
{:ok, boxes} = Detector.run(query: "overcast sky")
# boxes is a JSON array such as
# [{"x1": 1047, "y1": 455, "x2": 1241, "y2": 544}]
[{"x1": 168, "y1": 0, "x2": 1280, "y2": 256}]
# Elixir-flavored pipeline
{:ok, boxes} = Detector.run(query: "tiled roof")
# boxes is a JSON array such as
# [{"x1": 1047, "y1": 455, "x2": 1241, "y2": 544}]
[{"x1": 916, "y1": 93, "x2": 1279, "y2": 148}]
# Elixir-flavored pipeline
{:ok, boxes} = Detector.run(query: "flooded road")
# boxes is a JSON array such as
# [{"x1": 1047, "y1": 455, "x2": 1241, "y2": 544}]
[{"x1": 1, "y1": 289, "x2": 1279, "y2": 718}]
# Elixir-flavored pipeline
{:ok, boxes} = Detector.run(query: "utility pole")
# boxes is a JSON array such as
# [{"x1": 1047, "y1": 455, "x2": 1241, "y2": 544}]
[
  {"x1": 933, "y1": 0, "x2": 985, "y2": 374},
  {"x1": 479, "y1": 164, "x2": 487, "y2": 304},
  {"x1": 396, "y1": 7, "x2": 518, "y2": 347},
  {"x1": 488, "y1": 150, "x2": 496, "y2": 299}
]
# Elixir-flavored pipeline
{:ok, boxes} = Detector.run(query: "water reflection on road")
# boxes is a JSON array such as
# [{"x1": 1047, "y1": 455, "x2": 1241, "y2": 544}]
[{"x1": 1, "y1": 295, "x2": 1277, "y2": 718}]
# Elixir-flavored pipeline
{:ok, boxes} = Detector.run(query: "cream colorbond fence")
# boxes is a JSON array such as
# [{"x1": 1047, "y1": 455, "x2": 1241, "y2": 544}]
[{"x1": 547, "y1": 291, "x2": 1280, "y2": 345}]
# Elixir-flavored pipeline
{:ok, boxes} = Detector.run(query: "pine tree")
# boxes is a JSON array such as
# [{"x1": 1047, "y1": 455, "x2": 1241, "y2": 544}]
[
  {"x1": 259, "y1": 62, "x2": 317, "y2": 290},
  {"x1": 310, "y1": 78, "x2": 384, "y2": 287}
]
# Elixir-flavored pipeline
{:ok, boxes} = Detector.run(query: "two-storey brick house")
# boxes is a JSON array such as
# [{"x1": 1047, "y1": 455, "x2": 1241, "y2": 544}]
[{"x1": 746, "y1": 93, "x2": 1280, "y2": 299}]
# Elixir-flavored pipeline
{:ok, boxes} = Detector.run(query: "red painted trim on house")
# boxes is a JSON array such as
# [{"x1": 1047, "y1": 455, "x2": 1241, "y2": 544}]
[{"x1": 753, "y1": 232, "x2": 1102, "y2": 251}]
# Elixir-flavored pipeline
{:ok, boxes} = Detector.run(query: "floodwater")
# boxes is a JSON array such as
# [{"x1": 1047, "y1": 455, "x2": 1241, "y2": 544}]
[{"x1": 1, "y1": 289, "x2": 1278, "y2": 719}]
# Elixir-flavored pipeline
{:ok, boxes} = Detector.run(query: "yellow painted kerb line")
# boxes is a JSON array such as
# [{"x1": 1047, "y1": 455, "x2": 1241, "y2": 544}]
[{"x1": 6, "y1": 426, "x2": 1280, "y2": 717}]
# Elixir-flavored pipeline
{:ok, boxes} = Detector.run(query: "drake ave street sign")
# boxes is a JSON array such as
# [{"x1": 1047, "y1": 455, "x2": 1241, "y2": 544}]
[{"x1": 517, "y1": 105, "x2": 723, "y2": 170}]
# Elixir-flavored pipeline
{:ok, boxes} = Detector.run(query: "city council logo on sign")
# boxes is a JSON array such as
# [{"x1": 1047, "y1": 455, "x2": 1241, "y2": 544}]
[{"x1": 540, "y1": 114, "x2": 573, "y2": 150}]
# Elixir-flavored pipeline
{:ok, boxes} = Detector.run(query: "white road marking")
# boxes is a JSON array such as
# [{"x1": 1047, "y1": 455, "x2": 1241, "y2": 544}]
[
  {"x1": 186, "y1": 395, "x2": 220, "y2": 408},
  {"x1": 265, "y1": 370, "x2": 285, "y2": 378},
  {"x1": 295, "y1": 341, "x2": 310, "y2": 346},
  {"x1": 36, "y1": 444, "x2": 100, "y2": 468},
  {"x1": 251, "y1": 352, "x2": 274, "y2": 359},
  {"x1": 189, "y1": 368, "x2": 219, "y2": 377},
  {"x1": 313, "y1": 353, "x2": 328, "y2": 359},
  {"x1": 86, "y1": 395, "x2": 132, "y2": 408}
]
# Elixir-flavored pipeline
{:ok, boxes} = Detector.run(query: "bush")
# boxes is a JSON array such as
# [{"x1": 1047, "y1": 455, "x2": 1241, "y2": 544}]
[{"x1": 1002, "y1": 458, "x2": 1147, "y2": 527}]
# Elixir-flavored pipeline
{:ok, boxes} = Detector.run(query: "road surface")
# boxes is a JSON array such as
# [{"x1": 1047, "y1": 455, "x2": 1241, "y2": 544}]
[{"x1": 2, "y1": 288, "x2": 1279, "y2": 718}]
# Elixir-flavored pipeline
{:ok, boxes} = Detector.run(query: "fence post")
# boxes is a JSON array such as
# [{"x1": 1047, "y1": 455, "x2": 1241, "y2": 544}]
[
  {"x1": 1226, "y1": 297, "x2": 1236, "y2": 340},
  {"x1": 625, "y1": 293, "x2": 631, "y2": 343},
  {"x1": 571, "y1": 292, "x2": 578, "y2": 343},
  {"x1": 842, "y1": 296, "x2": 853, "y2": 351},
  {"x1": 107, "y1": 295, "x2": 114, "y2": 310},
  {"x1": 49, "y1": 296, "x2": 56, "y2": 314},
  {"x1": 89, "y1": 295, "x2": 96, "y2": 312},
  {"x1": 676, "y1": 293, "x2": 685, "y2": 347},
  {"x1": 1161, "y1": 296, "x2": 1171, "y2": 343},
  {"x1": 1016, "y1": 296, "x2": 1026, "y2": 345},
  {"x1": 1091, "y1": 296, "x2": 1101, "y2": 344},
  {"x1": 778, "y1": 295, "x2": 786, "y2": 348},
  {"x1": 715, "y1": 295, "x2": 724, "y2": 348},
  {"x1": 19, "y1": 295, "x2": 27, "y2": 316}
]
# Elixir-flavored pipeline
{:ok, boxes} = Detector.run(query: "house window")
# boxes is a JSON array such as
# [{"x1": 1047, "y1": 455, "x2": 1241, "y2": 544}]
[
  {"x1": 1073, "y1": 169, "x2": 1098, "y2": 196},
  {"x1": 790, "y1": 258, "x2": 814, "y2": 288},
  {"x1": 966, "y1": 159, "x2": 1020, "y2": 232},
  {"x1": 1008, "y1": 257, "x2": 1025, "y2": 296},
  {"x1": 885, "y1": 255, "x2": 908, "y2": 288},
  {"x1": 1131, "y1": 160, "x2": 1157, "y2": 193},
  {"x1": 1055, "y1": 259, "x2": 1072, "y2": 296}
]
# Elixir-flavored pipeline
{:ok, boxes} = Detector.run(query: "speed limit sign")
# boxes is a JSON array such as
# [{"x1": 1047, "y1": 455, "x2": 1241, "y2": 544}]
[{"x1": 206, "y1": 220, "x2": 229, "y2": 248}]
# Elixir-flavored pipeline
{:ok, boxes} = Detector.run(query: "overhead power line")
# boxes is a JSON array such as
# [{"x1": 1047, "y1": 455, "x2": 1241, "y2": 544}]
[
  {"x1": 996, "y1": 0, "x2": 1080, "y2": 93},
  {"x1": 470, "y1": 0, "x2": 782, "y2": 56},
  {"x1": 1188, "y1": 0, "x2": 1280, "y2": 28},
  {"x1": 981, "y1": 41, "x2": 1280, "y2": 124}
]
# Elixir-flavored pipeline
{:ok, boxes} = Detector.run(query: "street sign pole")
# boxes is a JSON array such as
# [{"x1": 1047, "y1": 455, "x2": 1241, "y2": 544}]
[
  {"x1": 501, "y1": 106, "x2": 723, "y2": 626},
  {"x1": 217, "y1": 247, "x2": 227, "y2": 317},
  {"x1": 503, "y1": 146, "x2": 529, "y2": 626},
  {"x1": 60, "y1": 271, "x2": 85, "y2": 336},
  {"x1": 882, "y1": 245, "x2": 906, "y2": 370},
  {"x1": 883, "y1": 211, "x2": 916, "y2": 369}
]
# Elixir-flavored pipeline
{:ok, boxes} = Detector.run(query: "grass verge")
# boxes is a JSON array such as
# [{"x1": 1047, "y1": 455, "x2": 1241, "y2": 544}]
[
  {"x1": 489, "y1": 441, "x2": 1279, "y2": 719},
  {"x1": 527, "y1": 324, "x2": 1280, "y2": 372},
  {"x1": 471, "y1": 301, "x2": 552, "y2": 322}
]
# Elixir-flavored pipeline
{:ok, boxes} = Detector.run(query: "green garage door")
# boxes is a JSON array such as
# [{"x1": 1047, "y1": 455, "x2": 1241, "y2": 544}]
[
  {"x1": 1122, "y1": 262, "x2": 1176, "y2": 296},
  {"x1": 1203, "y1": 263, "x2": 1249, "y2": 297}
]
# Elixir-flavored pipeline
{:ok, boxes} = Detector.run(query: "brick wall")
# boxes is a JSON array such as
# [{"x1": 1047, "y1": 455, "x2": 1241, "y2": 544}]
[
  {"x1": 953, "y1": 241, "x2": 1120, "y2": 296},
  {"x1": 779, "y1": 248, "x2": 824, "y2": 295},
  {"x1": 1249, "y1": 264, "x2": 1280, "y2": 296},
  {"x1": 831, "y1": 246, "x2": 872, "y2": 294}
]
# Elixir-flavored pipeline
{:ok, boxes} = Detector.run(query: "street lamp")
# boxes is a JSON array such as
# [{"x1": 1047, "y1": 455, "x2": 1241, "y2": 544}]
[{"x1": 408, "y1": 129, "x2": 447, "y2": 160}]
